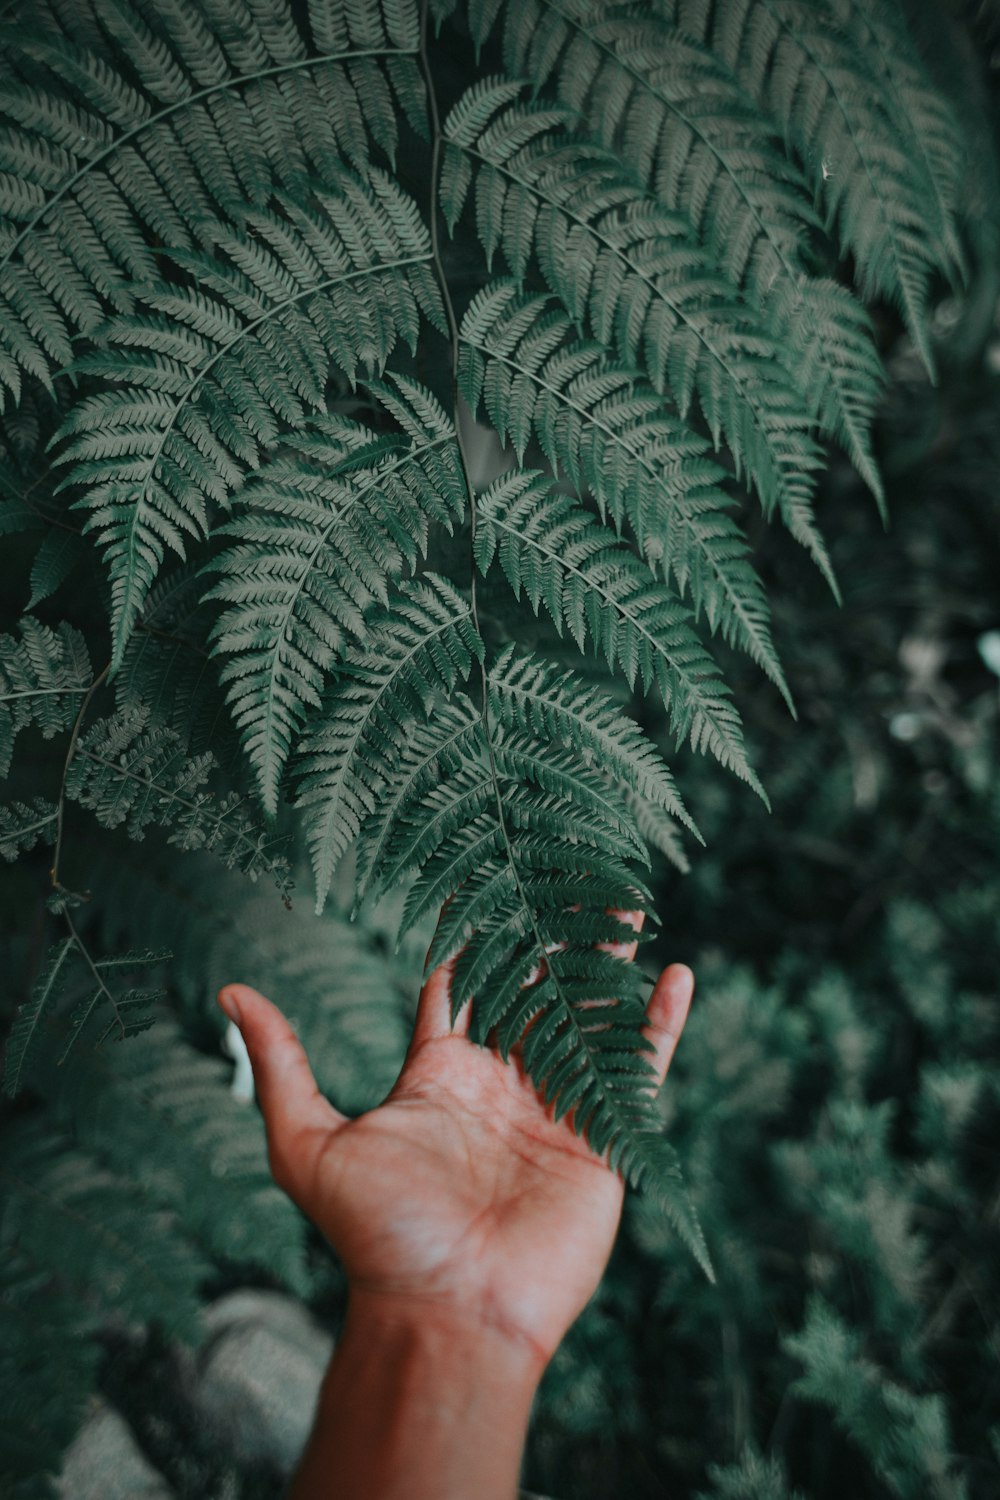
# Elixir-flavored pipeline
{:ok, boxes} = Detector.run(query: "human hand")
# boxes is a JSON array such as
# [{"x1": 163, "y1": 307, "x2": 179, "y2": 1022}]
[{"x1": 218, "y1": 908, "x2": 693, "y2": 1370}]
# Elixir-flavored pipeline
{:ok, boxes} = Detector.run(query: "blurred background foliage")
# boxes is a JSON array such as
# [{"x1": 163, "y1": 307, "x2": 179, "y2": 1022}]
[{"x1": 2, "y1": 6, "x2": 1000, "y2": 1500}]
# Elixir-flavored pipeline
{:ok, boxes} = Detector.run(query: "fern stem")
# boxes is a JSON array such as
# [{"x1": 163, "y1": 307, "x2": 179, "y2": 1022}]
[
  {"x1": 417, "y1": 2, "x2": 647, "y2": 1083},
  {"x1": 59, "y1": 912, "x2": 127, "y2": 1053},
  {"x1": 0, "y1": 47, "x2": 418, "y2": 281},
  {"x1": 50, "y1": 663, "x2": 109, "y2": 894},
  {"x1": 417, "y1": 0, "x2": 566, "y2": 1002}
]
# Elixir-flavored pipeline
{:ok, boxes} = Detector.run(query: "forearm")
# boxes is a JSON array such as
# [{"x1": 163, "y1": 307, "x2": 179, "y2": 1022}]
[{"x1": 290, "y1": 1290, "x2": 546, "y2": 1500}]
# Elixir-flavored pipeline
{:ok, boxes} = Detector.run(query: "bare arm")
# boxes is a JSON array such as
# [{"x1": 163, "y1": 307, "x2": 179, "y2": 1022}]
[{"x1": 219, "y1": 910, "x2": 693, "y2": 1499}]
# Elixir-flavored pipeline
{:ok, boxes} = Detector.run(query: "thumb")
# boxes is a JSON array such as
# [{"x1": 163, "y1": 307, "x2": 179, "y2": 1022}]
[{"x1": 217, "y1": 983, "x2": 344, "y2": 1203}]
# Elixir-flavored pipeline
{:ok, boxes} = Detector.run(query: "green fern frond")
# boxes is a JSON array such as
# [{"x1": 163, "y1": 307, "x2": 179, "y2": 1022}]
[
  {"x1": 477, "y1": 0, "x2": 885, "y2": 500},
  {"x1": 460, "y1": 282, "x2": 792, "y2": 699},
  {"x1": 0, "y1": 796, "x2": 58, "y2": 861},
  {"x1": 476, "y1": 470, "x2": 764, "y2": 796},
  {"x1": 443, "y1": 80, "x2": 833, "y2": 583},
  {"x1": 693, "y1": 0, "x2": 964, "y2": 375},
  {"x1": 64, "y1": 707, "x2": 292, "y2": 892},
  {"x1": 828, "y1": 0, "x2": 968, "y2": 286},
  {"x1": 208, "y1": 380, "x2": 466, "y2": 814},
  {"x1": 488, "y1": 647, "x2": 696, "y2": 836},
  {"x1": 0, "y1": 615, "x2": 92, "y2": 777},
  {"x1": 366, "y1": 736, "x2": 710, "y2": 1261},
  {"x1": 0, "y1": 0, "x2": 425, "y2": 402},
  {"x1": 294, "y1": 574, "x2": 484, "y2": 912},
  {"x1": 353, "y1": 696, "x2": 484, "y2": 906},
  {"x1": 55, "y1": 175, "x2": 441, "y2": 667}
]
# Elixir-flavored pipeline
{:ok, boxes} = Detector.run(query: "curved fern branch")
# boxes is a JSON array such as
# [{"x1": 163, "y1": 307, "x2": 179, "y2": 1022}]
[
  {"x1": 55, "y1": 175, "x2": 442, "y2": 665},
  {"x1": 208, "y1": 380, "x2": 466, "y2": 812},
  {"x1": 460, "y1": 281, "x2": 792, "y2": 703},
  {"x1": 476, "y1": 468, "x2": 764, "y2": 796},
  {"x1": 475, "y1": 0, "x2": 886, "y2": 500},
  {"x1": 443, "y1": 80, "x2": 834, "y2": 587},
  {"x1": 0, "y1": 0, "x2": 425, "y2": 401}
]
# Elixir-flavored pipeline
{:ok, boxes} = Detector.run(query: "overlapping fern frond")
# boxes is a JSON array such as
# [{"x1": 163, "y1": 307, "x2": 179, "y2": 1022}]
[
  {"x1": 442, "y1": 77, "x2": 832, "y2": 580},
  {"x1": 459, "y1": 281, "x2": 791, "y2": 700},
  {"x1": 674, "y1": 0, "x2": 966, "y2": 375},
  {"x1": 465, "y1": 0, "x2": 887, "y2": 500},
  {"x1": 208, "y1": 379, "x2": 466, "y2": 813},
  {"x1": 0, "y1": 0, "x2": 979, "y2": 1272},
  {"x1": 0, "y1": 0, "x2": 425, "y2": 406},
  {"x1": 55, "y1": 175, "x2": 443, "y2": 664}
]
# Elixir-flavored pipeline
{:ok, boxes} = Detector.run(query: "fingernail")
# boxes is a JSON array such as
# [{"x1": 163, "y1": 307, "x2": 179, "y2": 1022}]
[{"x1": 218, "y1": 988, "x2": 242, "y2": 1025}]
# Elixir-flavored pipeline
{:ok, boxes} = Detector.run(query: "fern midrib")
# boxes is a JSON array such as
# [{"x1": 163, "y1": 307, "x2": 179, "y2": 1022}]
[
  {"x1": 466, "y1": 336, "x2": 783, "y2": 679},
  {"x1": 0, "y1": 45, "x2": 418, "y2": 280},
  {"x1": 113, "y1": 253, "x2": 431, "y2": 626},
  {"x1": 540, "y1": 0, "x2": 807, "y2": 287},
  {"x1": 418, "y1": 0, "x2": 621, "y2": 1060},
  {"x1": 6, "y1": 806, "x2": 57, "y2": 841},
  {"x1": 456, "y1": 138, "x2": 805, "y2": 496}
]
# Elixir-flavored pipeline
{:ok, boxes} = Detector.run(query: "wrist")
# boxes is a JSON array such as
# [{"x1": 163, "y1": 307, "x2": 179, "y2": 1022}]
[
  {"x1": 345, "y1": 1283, "x2": 552, "y2": 1383},
  {"x1": 291, "y1": 1285, "x2": 544, "y2": 1499}
]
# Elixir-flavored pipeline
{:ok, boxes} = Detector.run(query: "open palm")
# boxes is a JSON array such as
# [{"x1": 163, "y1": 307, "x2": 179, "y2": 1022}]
[{"x1": 220, "y1": 909, "x2": 693, "y2": 1365}]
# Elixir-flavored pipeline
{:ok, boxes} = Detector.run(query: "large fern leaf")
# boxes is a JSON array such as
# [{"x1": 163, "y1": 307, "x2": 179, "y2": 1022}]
[
  {"x1": 685, "y1": 0, "x2": 965, "y2": 375},
  {"x1": 460, "y1": 281, "x2": 791, "y2": 702},
  {"x1": 442, "y1": 79, "x2": 833, "y2": 582},
  {"x1": 473, "y1": 0, "x2": 886, "y2": 502},
  {"x1": 54, "y1": 176, "x2": 442, "y2": 666}
]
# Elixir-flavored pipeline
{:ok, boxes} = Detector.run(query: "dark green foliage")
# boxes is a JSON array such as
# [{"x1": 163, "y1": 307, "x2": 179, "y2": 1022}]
[
  {"x1": 0, "y1": 0, "x2": 996, "y2": 1493},
  {"x1": 0, "y1": 616, "x2": 90, "y2": 775}
]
